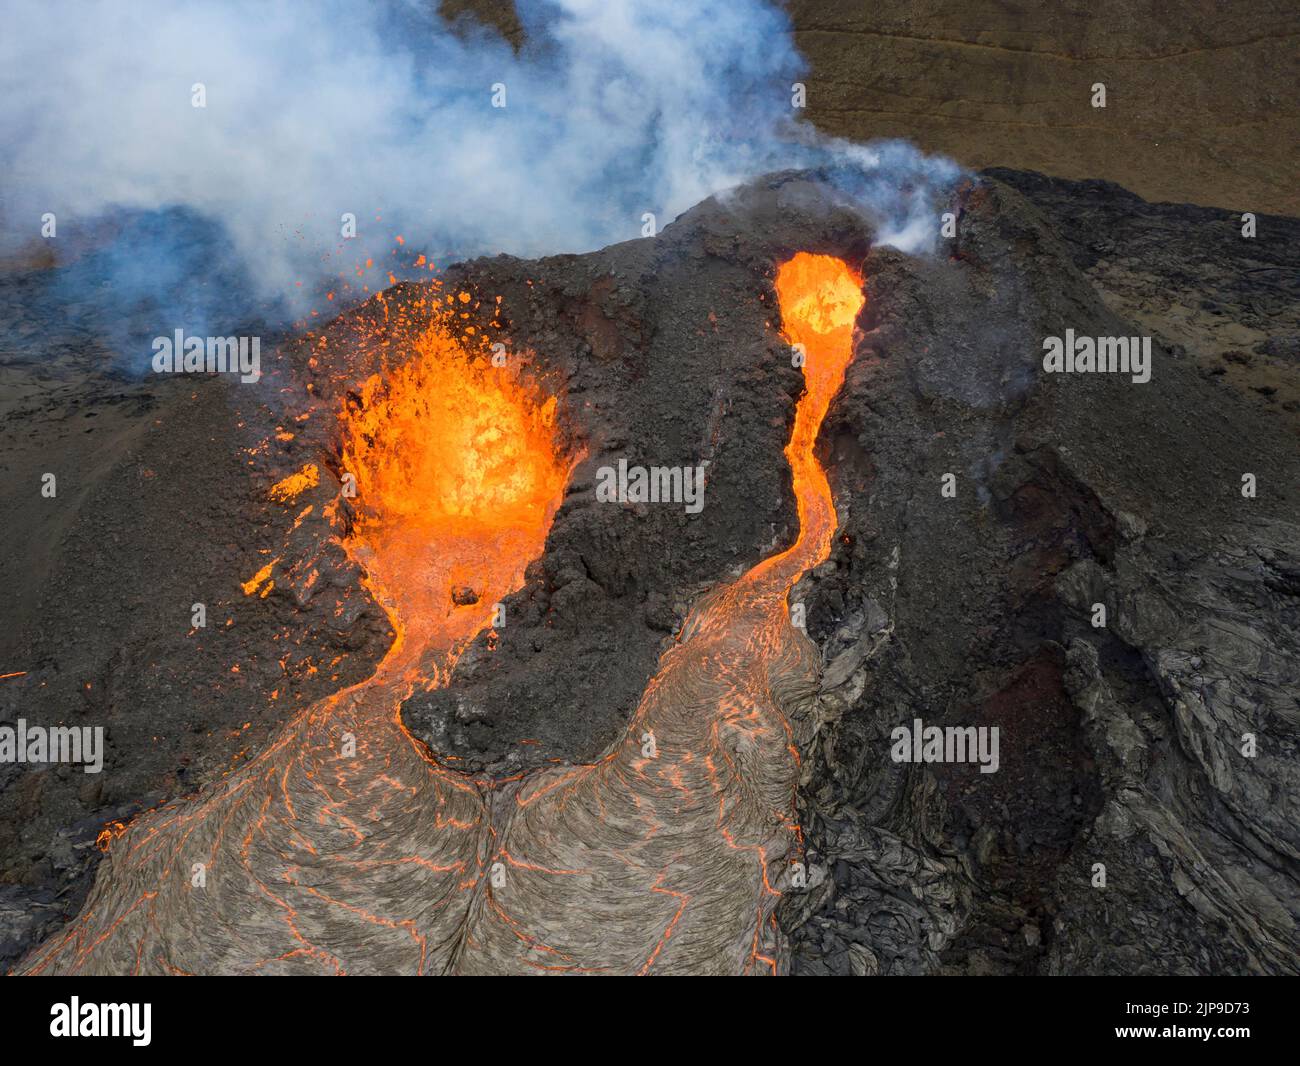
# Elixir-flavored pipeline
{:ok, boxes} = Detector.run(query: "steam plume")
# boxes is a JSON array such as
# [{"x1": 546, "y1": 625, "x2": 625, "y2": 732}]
[{"x1": 1, "y1": 0, "x2": 963, "y2": 322}]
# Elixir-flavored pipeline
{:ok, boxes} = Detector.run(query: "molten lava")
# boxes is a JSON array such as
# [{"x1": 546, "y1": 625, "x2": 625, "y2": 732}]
[
  {"x1": 21, "y1": 255, "x2": 866, "y2": 976},
  {"x1": 758, "y1": 252, "x2": 864, "y2": 581},
  {"x1": 338, "y1": 324, "x2": 569, "y2": 686}
]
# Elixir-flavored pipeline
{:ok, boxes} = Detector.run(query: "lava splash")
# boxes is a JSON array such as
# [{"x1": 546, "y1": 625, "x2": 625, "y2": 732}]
[
  {"x1": 339, "y1": 322, "x2": 570, "y2": 688},
  {"x1": 19, "y1": 312, "x2": 573, "y2": 976}
]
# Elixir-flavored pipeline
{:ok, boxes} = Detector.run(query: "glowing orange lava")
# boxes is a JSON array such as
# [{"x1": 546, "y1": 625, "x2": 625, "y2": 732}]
[
  {"x1": 268, "y1": 463, "x2": 320, "y2": 502},
  {"x1": 757, "y1": 252, "x2": 864, "y2": 582},
  {"x1": 339, "y1": 323, "x2": 570, "y2": 687}
]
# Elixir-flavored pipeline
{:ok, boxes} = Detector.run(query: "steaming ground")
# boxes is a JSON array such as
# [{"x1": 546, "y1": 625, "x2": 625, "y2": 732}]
[{"x1": 2, "y1": 169, "x2": 1298, "y2": 973}]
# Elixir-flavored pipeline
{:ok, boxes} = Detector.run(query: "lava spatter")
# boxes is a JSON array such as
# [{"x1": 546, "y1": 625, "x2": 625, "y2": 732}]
[{"x1": 18, "y1": 256, "x2": 864, "y2": 975}]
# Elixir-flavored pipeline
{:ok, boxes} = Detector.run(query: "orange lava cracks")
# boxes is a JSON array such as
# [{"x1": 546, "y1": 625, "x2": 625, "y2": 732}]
[{"x1": 19, "y1": 256, "x2": 865, "y2": 977}]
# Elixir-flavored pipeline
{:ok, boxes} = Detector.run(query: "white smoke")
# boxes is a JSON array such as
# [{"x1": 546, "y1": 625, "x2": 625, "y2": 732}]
[{"x1": 0, "y1": 0, "x2": 963, "y2": 302}]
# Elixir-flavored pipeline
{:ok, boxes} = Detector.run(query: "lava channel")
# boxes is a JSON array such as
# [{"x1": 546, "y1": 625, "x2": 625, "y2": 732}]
[{"x1": 18, "y1": 253, "x2": 864, "y2": 976}]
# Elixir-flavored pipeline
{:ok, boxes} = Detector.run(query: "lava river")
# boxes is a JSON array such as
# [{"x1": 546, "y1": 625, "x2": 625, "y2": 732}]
[{"x1": 18, "y1": 253, "x2": 864, "y2": 976}]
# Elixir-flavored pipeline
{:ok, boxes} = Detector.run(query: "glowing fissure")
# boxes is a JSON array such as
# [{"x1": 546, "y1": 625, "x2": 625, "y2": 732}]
[{"x1": 20, "y1": 255, "x2": 864, "y2": 975}]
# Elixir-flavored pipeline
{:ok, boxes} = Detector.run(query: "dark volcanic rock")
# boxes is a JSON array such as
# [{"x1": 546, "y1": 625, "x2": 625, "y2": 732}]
[
  {"x1": 392, "y1": 169, "x2": 1298, "y2": 974},
  {"x1": 2, "y1": 166, "x2": 1297, "y2": 973},
  {"x1": 778, "y1": 175, "x2": 1299, "y2": 977},
  {"x1": 0, "y1": 278, "x2": 392, "y2": 970}
]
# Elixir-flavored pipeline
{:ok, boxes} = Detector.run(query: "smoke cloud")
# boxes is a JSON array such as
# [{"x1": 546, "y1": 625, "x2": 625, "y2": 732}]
[{"x1": 1, "y1": 0, "x2": 963, "y2": 317}]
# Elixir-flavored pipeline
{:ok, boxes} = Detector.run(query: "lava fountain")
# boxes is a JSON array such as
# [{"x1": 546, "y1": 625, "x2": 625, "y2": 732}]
[
  {"x1": 19, "y1": 254, "x2": 864, "y2": 975},
  {"x1": 339, "y1": 322, "x2": 570, "y2": 689}
]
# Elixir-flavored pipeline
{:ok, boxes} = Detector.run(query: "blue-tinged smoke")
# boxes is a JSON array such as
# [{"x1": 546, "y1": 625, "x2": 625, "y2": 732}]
[{"x1": 0, "y1": 0, "x2": 965, "y2": 371}]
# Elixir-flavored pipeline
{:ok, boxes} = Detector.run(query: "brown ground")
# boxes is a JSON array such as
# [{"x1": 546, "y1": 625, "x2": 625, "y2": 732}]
[
  {"x1": 789, "y1": 0, "x2": 1299, "y2": 215},
  {"x1": 446, "y1": 0, "x2": 1300, "y2": 216}
]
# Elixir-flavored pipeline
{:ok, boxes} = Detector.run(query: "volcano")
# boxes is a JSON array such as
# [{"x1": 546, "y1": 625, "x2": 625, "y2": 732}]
[{"x1": 2, "y1": 169, "x2": 1297, "y2": 976}]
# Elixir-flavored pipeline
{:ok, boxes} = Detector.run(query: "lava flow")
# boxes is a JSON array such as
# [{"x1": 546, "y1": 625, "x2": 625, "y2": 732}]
[{"x1": 18, "y1": 254, "x2": 863, "y2": 976}]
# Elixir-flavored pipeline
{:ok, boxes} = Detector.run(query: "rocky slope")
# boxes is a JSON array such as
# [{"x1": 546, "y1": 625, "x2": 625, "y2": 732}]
[
  {"x1": 2, "y1": 167, "x2": 1297, "y2": 973},
  {"x1": 780, "y1": 175, "x2": 1299, "y2": 975}
]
